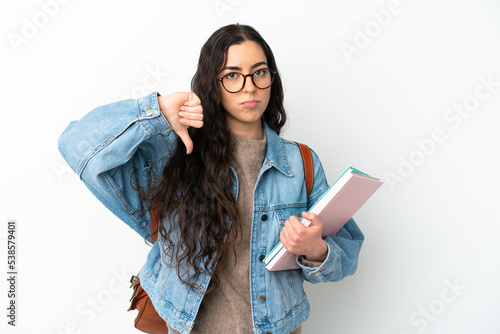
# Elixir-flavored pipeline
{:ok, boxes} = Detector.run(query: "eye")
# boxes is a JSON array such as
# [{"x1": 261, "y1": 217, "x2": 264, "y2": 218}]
[
  {"x1": 224, "y1": 72, "x2": 239, "y2": 80},
  {"x1": 254, "y1": 69, "x2": 267, "y2": 77}
]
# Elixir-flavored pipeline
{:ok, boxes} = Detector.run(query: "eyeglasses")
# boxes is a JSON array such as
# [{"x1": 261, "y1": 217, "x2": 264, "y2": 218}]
[{"x1": 217, "y1": 68, "x2": 276, "y2": 93}]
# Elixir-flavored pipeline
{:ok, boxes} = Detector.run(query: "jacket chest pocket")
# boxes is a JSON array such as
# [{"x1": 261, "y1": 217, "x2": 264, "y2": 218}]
[{"x1": 272, "y1": 205, "x2": 308, "y2": 231}]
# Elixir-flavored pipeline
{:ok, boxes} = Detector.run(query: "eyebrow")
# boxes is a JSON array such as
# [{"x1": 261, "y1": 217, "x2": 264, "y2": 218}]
[{"x1": 221, "y1": 61, "x2": 268, "y2": 71}]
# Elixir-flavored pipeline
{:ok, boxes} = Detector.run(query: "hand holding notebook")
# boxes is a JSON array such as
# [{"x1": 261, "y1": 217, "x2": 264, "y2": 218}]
[
  {"x1": 279, "y1": 210, "x2": 329, "y2": 262},
  {"x1": 264, "y1": 167, "x2": 383, "y2": 271}
]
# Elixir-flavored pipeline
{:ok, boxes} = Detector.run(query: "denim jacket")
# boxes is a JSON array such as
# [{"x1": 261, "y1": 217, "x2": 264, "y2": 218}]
[{"x1": 58, "y1": 91, "x2": 364, "y2": 334}]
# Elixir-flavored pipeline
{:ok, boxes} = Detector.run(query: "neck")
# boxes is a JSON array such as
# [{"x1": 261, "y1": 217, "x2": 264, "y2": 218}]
[{"x1": 228, "y1": 121, "x2": 264, "y2": 140}]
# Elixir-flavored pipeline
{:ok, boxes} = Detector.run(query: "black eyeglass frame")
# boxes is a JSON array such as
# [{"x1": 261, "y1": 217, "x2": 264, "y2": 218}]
[{"x1": 217, "y1": 68, "x2": 277, "y2": 93}]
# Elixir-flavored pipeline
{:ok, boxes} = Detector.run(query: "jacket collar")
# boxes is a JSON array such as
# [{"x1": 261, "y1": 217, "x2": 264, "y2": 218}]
[{"x1": 263, "y1": 120, "x2": 293, "y2": 177}]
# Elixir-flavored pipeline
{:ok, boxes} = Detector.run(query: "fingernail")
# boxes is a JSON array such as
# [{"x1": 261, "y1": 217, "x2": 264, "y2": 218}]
[
  {"x1": 180, "y1": 106, "x2": 185, "y2": 111},
  {"x1": 179, "y1": 112, "x2": 184, "y2": 117}
]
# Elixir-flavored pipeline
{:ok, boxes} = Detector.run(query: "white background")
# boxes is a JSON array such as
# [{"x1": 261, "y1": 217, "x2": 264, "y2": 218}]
[{"x1": 1, "y1": 0, "x2": 500, "y2": 333}]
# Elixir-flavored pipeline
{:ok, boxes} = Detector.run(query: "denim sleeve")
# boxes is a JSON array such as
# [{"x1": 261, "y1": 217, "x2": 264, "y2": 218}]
[
  {"x1": 58, "y1": 92, "x2": 178, "y2": 240},
  {"x1": 296, "y1": 149, "x2": 365, "y2": 283}
]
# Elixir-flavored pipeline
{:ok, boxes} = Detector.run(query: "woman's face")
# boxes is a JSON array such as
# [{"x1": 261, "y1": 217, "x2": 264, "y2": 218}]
[{"x1": 218, "y1": 40, "x2": 272, "y2": 138}]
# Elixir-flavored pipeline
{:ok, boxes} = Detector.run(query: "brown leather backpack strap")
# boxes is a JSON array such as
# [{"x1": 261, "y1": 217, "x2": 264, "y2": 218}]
[{"x1": 295, "y1": 142, "x2": 314, "y2": 197}]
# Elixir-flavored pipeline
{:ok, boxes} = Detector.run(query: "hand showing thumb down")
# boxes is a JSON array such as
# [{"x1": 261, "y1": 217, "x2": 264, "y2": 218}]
[{"x1": 158, "y1": 92, "x2": 203, "y2": 154}]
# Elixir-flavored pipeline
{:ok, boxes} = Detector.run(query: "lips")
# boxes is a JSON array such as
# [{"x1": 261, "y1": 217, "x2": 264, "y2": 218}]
[{"x1": 241, "y1": 100, "x2": 259, "y2": 108}]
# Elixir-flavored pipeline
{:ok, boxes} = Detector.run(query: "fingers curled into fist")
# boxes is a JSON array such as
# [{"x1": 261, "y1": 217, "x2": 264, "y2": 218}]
[{"x1": 178, "y1": 100, "x2": 203, "y2": 128}]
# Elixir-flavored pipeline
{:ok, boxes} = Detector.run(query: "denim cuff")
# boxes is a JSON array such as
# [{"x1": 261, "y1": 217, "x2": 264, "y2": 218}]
[
  {"x1": 136, "y1": 91, "x2": 171, "y2": 137},
  {"x1": 296, "y1": 238, "x2": 337, "y2": 282}
]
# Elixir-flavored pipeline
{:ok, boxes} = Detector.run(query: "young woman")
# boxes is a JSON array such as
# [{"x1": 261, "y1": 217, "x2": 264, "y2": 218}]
[{"x1": 58, "y1": 24, "x2": 364, "y2": 334}]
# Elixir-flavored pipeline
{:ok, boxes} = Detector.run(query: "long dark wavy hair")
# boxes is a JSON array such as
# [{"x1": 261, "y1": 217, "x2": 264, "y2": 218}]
[{"x1": 144, "y1": 24, "x2": 286, "y2": 293}]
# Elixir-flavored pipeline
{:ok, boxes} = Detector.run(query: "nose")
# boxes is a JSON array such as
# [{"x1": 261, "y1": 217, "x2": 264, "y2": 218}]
[{"x1": 243, "y1": 74, "x2": 257, "y2": 93}]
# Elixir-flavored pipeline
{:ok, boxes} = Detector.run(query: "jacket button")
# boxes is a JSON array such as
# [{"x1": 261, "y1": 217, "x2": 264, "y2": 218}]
[
  {"x1": 259, "y1": 255, "x2": 265, "y2": 262},
  {"x1": 261, "y1": 214, "x2": 268, "y2": 221},
  {"x1": 259, "y1": 295, "x2": 266, "y2": 301}
]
